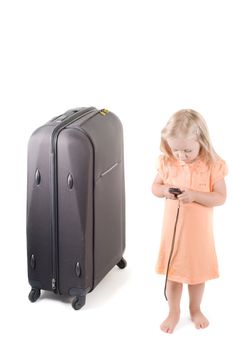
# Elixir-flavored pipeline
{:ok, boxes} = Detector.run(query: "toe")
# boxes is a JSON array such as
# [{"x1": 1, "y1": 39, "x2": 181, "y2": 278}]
[{"x1": 160, "y1": 324, "x2": 166, "y2": 332}]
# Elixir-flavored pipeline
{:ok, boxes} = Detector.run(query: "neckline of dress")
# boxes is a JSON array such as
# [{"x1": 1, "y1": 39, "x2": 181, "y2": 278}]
[{"x1": 176, "y1": 157, "x2": 204, "y2": 168}]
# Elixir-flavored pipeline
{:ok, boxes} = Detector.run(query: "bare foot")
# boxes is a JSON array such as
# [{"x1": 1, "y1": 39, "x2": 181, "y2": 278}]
[
  {"x1": 190, "y1": 310, "x2": 209, "y2": 329},
  {"x1": 160, "y1": 312, "x2": 180, "y2": 333}
]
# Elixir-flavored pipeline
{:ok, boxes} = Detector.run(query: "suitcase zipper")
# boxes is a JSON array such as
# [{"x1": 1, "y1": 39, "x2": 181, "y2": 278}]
[
  {"x1": 79, "y1": 108, "x2": 110, "y2": 128},
  {"x1": 100, "y1": 162, "x2": 119, "y2": 177},
  {"x1": 50, "y1": 108, "x2": 99, "y2": 293},
  {"x1": 52, "y1": 278, "x2": 56, "y2": 290}
]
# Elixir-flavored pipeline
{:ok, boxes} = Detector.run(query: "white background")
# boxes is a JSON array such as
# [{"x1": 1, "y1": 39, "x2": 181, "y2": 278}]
[{"x1": 1, "y1": 0, "x2": 232, "y2": 348}]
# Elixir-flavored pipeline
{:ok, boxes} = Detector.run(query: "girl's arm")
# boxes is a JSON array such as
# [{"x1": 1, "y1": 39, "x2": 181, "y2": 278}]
[
  {"x1": 152, "y1": 174, "x2": 176, "y2": 200},
  {"x1": 178, "y1": 179, "x2": 227, "y2": 207}
]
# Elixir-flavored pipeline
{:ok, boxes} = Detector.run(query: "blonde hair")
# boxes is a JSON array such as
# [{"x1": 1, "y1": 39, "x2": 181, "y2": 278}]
[{"x1": 160, "y1": 109, "x2": 219, "y2": 165}]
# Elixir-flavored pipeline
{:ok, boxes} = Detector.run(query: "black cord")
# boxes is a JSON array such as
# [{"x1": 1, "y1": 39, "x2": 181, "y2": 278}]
[{"x1": 164, "y1": 200, "x2": 180, "y2": 300}]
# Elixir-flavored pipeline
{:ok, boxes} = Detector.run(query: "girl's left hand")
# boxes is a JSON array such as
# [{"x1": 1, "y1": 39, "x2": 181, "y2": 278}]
[{"x1": 177, "y1": 188, "x2": 195, "y2": 203}]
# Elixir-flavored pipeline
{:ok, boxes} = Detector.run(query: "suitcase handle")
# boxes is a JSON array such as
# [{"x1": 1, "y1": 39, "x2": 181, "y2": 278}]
[{"x1": 55, "y1": 108, "x2": 81, "y2": 122}]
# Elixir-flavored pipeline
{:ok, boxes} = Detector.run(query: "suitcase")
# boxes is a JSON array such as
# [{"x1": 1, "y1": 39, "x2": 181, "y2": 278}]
[{"x1": 26, "y1": 107, "x2": 126, "y2": 310}]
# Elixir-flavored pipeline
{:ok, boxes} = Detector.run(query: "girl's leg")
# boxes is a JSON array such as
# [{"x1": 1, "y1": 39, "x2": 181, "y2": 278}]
[
  {"x1": 160, "y1": 280, "x2": 182, "y2": 333},
  {"x1": 188, "y1": 283, "x2": 209, "y2": 329}
]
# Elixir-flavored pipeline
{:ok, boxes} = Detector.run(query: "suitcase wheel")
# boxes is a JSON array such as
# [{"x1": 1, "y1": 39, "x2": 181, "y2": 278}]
[
  {"x1": 72, "y1": 295, "x2": 86, "y2": 310},
  {"x1": 117, "y1": 257, "x2": 127, "y2": 269},
  {"x1": 28, "y1": 288, "x2": 41, "y2": 303}
]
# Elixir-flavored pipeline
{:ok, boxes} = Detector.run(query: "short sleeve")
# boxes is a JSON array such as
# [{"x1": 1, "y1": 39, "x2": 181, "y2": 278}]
[
  {"x1": 155, "y1": 155, "x2": 166, "y2": 180},
  {"x1": 211, "y1": 159, "x2": 228, "y2": 185}
]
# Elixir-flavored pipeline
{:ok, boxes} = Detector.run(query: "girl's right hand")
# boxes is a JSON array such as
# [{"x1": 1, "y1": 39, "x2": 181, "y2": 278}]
[{"x1": 163, "y1": 185, "x2": 177, "y2": 200}]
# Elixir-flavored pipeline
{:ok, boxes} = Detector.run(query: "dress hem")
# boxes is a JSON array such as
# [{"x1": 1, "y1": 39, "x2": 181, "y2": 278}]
[{"x1": 156, "y1": 270, "x2": 219, "y2": 285}]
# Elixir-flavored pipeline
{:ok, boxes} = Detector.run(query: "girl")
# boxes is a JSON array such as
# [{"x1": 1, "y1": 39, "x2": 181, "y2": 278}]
[{"x1": 152, "y1": 109, "x2": 227, "y2": 333}]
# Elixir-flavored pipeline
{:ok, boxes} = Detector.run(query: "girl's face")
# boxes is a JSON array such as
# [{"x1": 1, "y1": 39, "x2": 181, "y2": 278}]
[{"x1": 167, "y1": 137, "x2": 200, "y2": 163}]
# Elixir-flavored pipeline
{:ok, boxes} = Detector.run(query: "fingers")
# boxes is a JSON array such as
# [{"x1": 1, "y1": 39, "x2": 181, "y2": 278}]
[
  {"x1": 178, "y1": 195, "x2": 185, "y2": 202},
  {"x1": 165, "y1": 193, "x2": 176, "y2": 200},
  {"x1": 177, "y1": 193, "x2": 190, "y2": 203},
  {"x1": 169, "y1": 194, "x2": 178, "y2": 200}
]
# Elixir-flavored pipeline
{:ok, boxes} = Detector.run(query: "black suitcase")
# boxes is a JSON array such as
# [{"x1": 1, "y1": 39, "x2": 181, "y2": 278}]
[{"x1": 26, "y1": 107, "x2": 126, "y2": 310}]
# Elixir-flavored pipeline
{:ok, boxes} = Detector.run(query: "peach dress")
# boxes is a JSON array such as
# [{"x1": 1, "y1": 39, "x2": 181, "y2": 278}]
[{"x1": 155, "y1": 155, "x2": 228, "y2": 285}]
